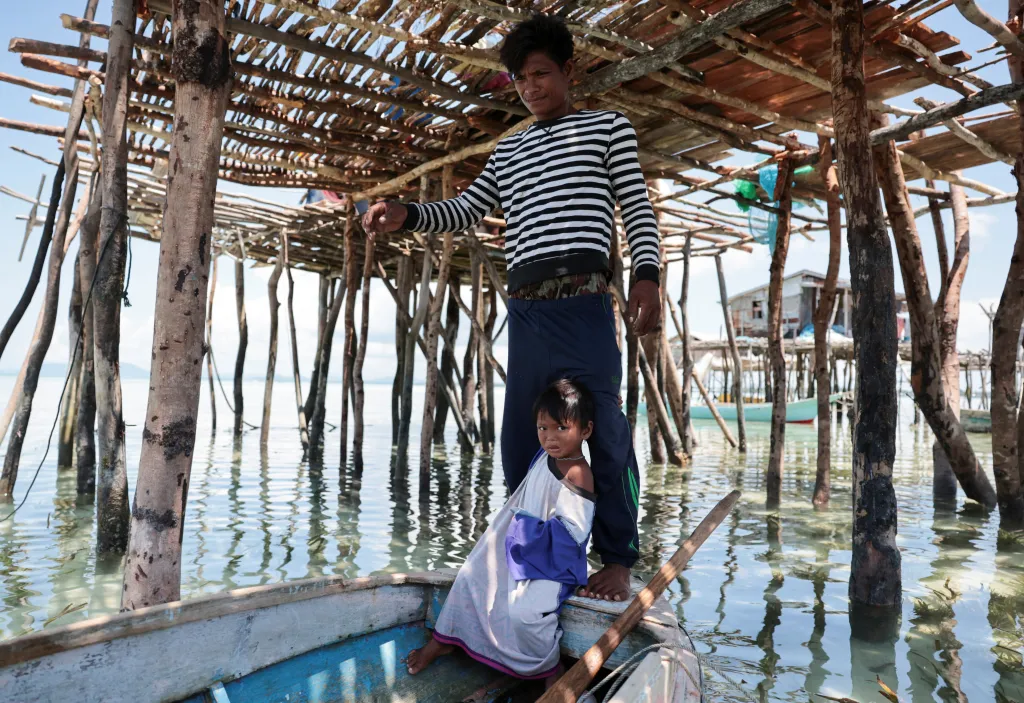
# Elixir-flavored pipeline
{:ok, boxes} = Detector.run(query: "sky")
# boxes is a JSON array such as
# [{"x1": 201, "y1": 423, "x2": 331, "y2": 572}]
[{"x1": 0, "y1": 0, "x2": 1017, "y2": 394}]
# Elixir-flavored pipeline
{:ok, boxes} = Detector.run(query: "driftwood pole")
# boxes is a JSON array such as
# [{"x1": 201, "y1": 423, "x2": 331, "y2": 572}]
[
  {"x1": 232, "y1": 254, "x2": 247, "y2": 437},
  {"x1": 989, "y1": 0, "x2": 1024, "y2": 526},
  {"x1": 812, "y1": 136, "x2": 842, "y2": 508},
  {"x1": 876, "y1": 128, "x2": 997, "y2": 508},
  {"x1": 678, "y1": 235, "x2": 694, "y2": 453},
  {"x1": 205, "y1": 255, "x2": 217, "y2": 431},
  {"x1": 93, "y1": 0, "x2": 133, "y2": 553},
  {"x1": 766, "y1": 159, "x2": 793, "y2": 508},
  {"x1": 715, "y1": 254, "x2": 746, "y2": 451},
  {"x1": 476, "y1": 283, "x2": 493, "y2": 454},
  {"x1": 339, "y1": 216, "x2": 359, "y2": 465},
  {"x1": 392, "y1": 259, "x2": 411, "y2": 446},
  {"x1": 259, "y1": 249, "x2": 284, "y2": 447},
  {"x1": 303, "y1": 276, "x2": 329, "y2": 422},
  {"x1": 484, "y1": 288, "x2": 497, "y2": 446},
  {"x1": 832, "y1": 0, "x2": 901, "y2": 608},
  {"x1": 121, "y1": 0, "x2": 232, "y2": 610},
  {"x1": 419, "y1": 220, "x2": 455, "y2": 484},
  {"x1": 352, "y1": 235, "x2": 374, "y2": 467},
  {"x1": 280, "y1": 228, "x2": 307, "y2": 454},
  {"x1": 58, "y1": 257, "x2": 84, "y2": 468},
  {"x1": 308, "y1": 272, "x2": 343, "y2": 457},
  {"x1": 461, "y1": 255, "x2": 481, "y2": 451},
  {"x1": 642, "y1": 334, "x2": 667, "y2": 464},
  {"x1": 397, "y1": 248, "x2": 432, "y2": 469},
  {"x1": 76, "y1": 187, "x2": 101, "y2": 496},
  {"x1": 433, "y1": 272, "x2": 460, "y2": 442}
]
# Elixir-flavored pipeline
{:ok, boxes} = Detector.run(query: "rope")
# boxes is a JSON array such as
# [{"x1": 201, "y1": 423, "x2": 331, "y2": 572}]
[
  {"x1": 208, "y1": 340, "x2": 259, "y2": 430},
  {"x1": 1, "y1": 207, "x2": 125, "y2": 522}
]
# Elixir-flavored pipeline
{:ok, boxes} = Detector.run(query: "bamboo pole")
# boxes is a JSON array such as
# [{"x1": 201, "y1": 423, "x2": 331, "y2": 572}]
[
  {"x1": 766, "y1": 159, "x2": 793, "y2": 508},
  {"x1": 205, "y1": 255, "x2": 218, "y2": 432},
  {"x1": 121, "y1": 0, "x2": 232, "y2": 610},
  {"x1": 280, "y1": 231, "x2": 307, "y2": 456},
  {"x1": 812, "y1": 137, "x2": 841, "y2": 508},
  {"x1": 715, "y1": 254, "x2": 746, "y2": 452},
  {"x1": 832, "y1": 0, "x2": 901, "y2": 609},
  {"x1": 232, "y1": 254, "x2": 247, "y2": 437},
  {"x1": 76, "y1": 186, "x2": 100, "y2": 496},
  {"x1": 352, "y1": 234, "x2": 374, "y2": 467},
  {"x1": 877, "y1": 125, "x2": 997, "y2": 508},
  {"x1": 339, "y1": 216, "x2": 359, "y2": 466},
  {"x1": 58, "y1": 256, "x2": 84, "y2": 468},
  {"x1": 259, "y1": 250, "x2": 284, "y2": 447}
]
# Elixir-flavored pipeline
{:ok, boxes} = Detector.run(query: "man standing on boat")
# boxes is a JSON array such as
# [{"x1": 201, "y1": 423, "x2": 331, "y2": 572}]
[{"x1": 362, "y1": 14, "x2": 661, "y2": 601}]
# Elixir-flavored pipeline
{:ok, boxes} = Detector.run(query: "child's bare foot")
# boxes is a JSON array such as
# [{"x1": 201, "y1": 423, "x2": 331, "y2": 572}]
[
  {"x1": 544, "y1": 662, "x2": 566, "y2": 689},
  {"x1": 406, "y1": 636, "x2": 454, "y2": 675}
]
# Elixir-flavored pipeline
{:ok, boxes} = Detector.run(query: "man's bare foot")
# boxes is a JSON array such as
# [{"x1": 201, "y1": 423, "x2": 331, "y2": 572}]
[
  {"x1": 544, "y1": 662, "x2": 566, "y2": 689},
  {"x1": 406, "y1": 636, "x2": 454, "y2": 675},
  {"x1": 577, "y1": 563, "x2": 631, "y2": 601}
]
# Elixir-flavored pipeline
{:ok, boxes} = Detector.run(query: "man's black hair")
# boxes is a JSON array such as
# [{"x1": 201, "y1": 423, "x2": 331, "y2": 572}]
[
  {"x1": 533, "y1": 379, "x2": 595, "y2": 429},
  {"x1": 499, "y1": 14, "x2": 574, "y2": 77}
]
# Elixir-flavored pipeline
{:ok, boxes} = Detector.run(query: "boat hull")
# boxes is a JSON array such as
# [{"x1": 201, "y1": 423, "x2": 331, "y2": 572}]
[
  {"x1": 689, "y1": 394, "x2": 842, "y2": 424},
  {"x1": 0, "y1": 571, "x2": 692, "y2": 703}
]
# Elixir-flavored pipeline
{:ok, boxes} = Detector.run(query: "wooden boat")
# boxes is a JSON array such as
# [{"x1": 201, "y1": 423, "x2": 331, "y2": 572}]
[
  {"x1": 0, "y1": 570, "x2": 702, "y2": 703},
  {"x1": 961, "y1": 408, "x2": 991, "y2": 433},
  {"x1": 643, "y1": 394, "x2": 842, "y2": 424}
]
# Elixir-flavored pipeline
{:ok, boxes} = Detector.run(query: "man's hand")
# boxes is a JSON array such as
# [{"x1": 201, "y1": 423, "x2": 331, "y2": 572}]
[
  {"x1": 361, "y1": 201, "x2": 408, "y2": 238},
  {"x1": 627, "y1": 279, "x2": 661, "y2": 337}
]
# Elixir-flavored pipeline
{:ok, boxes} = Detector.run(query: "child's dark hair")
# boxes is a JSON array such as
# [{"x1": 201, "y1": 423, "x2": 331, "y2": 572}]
[
  {"x1": 533, "y1": 379, "x2": 595, "y2": 428},
  {"x1": 499, "y1": 14, "x2": 575, "y2": 76}
]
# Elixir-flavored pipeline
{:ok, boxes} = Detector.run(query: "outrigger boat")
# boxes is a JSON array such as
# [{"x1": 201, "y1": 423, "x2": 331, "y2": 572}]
[
  {"x1": 0, "y1": 569, "x2": 703, "y2": 703},
  {"x1": 689, "y1": 394, "x2": 844, "y2": 424}
]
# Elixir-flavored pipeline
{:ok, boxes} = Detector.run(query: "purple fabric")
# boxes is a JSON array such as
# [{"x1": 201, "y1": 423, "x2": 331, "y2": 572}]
[{"x1": 505, "y1": 512, "x2": 589, "y2": 601}]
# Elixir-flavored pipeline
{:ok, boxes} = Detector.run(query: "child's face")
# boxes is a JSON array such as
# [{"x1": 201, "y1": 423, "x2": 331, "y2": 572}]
[{"x1": 536, "y1": 409, "x2": 593, "y2": 459}]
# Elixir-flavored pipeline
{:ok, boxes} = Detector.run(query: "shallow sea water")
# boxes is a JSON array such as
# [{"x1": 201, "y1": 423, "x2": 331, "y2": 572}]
[{"x1": 1, "y1": 377, "x2": 1022, "y2": 702}]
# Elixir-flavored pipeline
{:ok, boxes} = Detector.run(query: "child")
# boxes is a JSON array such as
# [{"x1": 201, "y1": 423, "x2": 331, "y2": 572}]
[{"x1": 406, "y1": 379, "x2": 597, "y2": 679}]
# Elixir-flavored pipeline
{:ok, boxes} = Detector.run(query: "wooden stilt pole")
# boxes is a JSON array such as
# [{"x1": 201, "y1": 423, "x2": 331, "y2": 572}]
[
  {"x1": 877, "y1": 123, "x2": 997, "y2": 508},
  {"x1": 715, "y1": 254, "x2": 746, "y2": 451},
  {"x1": 419, "y1": 223, "x2": 455, "y2": 486},
  {"x1": 339, "y1": 215, "x2": 358, "y2": 466},
  {"x1": 282, "y1": 231, "x2": 311, "y2": 456},
  {"x1": 398, "y1": 242, "x2": 433, "y2": 469},
  {"x1": 813, "y1": 136, "x2": 842, "y2": 508},
  {"x1": 205, "y1": 255, "x2": 218, "y2": 432},
  {"x1": 232, "y1": 254, "x2": 247, "y2": 437},
  {"x1": 626, "y1": 271, "x2": 641, "y2": 436},
  {"x1": 484, "y1": 288, "x2": 497, "y2": 447},
  {"x1": 308, "y1": 274, "x2": 343, "y2": 458},
  {"x1": 643, "y1": 333, "x2": 667, "y2": 464},
  {"x1": 392, "y1": 260, "x2": 411, "y2": 446},
  {"x1": 476, "y1": 282, "x2": 493, "y2": 454},
  {"x1": 76, "y1": 186, "x2": 100, "y2": 496},
  {"x1": 832, "y1": 0, "x2": 901, "y2": 608},
  {"x1": 121, "y1": 0, "x2": 231, "y2": 610},
  {"x1": 433, "y1": 271, "x2": 460, "y2": 443},
  {"x1": 259, "y1": 248, "x2": 284, "y2": 447},
  {"x1": 303, "y1": 276, "x2": 330, "y2": 422},
  {"x1": 352, "y1": 234, "x2": 374, "y2": 467},
  {"x1": 766, "y1": 159, "x2": 794, "y2": 508},
  {"x1": 58, "y1": 255, "x2": 84, "y2": 468},
  {"x1": 678, "y1": 236, "x2": 695, "y2": 452},
  {"x1": 659, "y1": 327, "x2": 687, "y2": 445},
  {"x1": 461, "y1": 255, "x2": 480, "y2": 451}
]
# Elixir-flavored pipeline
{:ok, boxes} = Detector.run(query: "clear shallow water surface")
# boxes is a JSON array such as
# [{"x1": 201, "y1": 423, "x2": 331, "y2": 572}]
[{"x1": 0, "y1": 378, "x2": 1022, "y2": 703}]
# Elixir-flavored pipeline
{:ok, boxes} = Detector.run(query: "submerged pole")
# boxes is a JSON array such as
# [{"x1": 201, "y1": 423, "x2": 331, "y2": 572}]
[
  {"x1": 812, "y1": 136, "x2": 842, "y2": 508},
  {"x1": 76, "y1": 187, "x2": 101, "y2": 496},
  {"x1": 398, "y1": 246, "x2": 432, "y2": 469},
  {"x1": 259, "y1": 248, "x2": 284, "y2": 447},
  {"x1": 339, "y1": 216, "x2": 359, "y2": 465},
  {"x1": 58, "y1": 256, "x2": 84, "y2": 468},
  {"x1": 461, "y1": 255, "x2": 480, "y2": 452},
  {"x1": 715, "y1": 254, "x2": 746, "y2": 451},
  {"x1": 678, "y1": 236, "x2": 695, "y2": 453},
  {"x1": 832, "y1": 0, "x2": 901, "y2": 608},
  {"x1": 352, "y1": 235, "x2": 374, "y2": 467},
  {"x1": 433, "y1": 271, "x2": 460, "y2": 443},
  {"x1": 303, "y1": 276, "x2": 329, "y2": 423},
  {"x1": 419, "y1": 218, "x2": 455, "y2": 485},
  {"x1": 392, "y1": 260, "x2": 411, "y2": 446},
  {"x1": 308, "y1": 270, "x2": 343, "y2": 458},
  {"x1": 122, "y1": 0, "x2": 231, "y2": 609},
  {"x1": 642, "y1": 333, "x2": 667, "y2": 464},
  {"x1": 766, "y1": 159, "x2": 793, "y2": 508}
]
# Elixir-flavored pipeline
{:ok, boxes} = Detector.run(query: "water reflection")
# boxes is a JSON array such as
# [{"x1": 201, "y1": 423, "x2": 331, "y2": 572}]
[{"x1": 0, "y1": 379, "x2": 1022, "y2": 703}]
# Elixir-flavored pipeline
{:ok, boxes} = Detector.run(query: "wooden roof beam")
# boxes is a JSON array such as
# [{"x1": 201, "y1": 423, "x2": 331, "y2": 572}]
[
  {"x1": 914, "y1": 96, "x2": 1014, "y2": 164},
  {"x1": 951, "y1": 0, "x2": 1024, "y2": 58},
  {"x1": 871, "y1": 81, "x2": 1024, "y2": 143}
]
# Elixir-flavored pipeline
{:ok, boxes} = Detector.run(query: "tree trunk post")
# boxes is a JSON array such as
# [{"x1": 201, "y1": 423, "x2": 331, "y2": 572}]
[
  {"x1": 58, "y1": 255, "x2": 84, "y2": 468},
  {"x1": 392, "y1": 260, "x2": 411, "y2": 446},
  {"x1": 121, "y1": 0, "x2": 231, "y2": 610},
  {"x1": 715, "y1": 254, "x2": 746, "y2": 451},
  {"x1": 678, "y1": 236, "x2": 694, "y2": 453},
  {"x1": 876, "y1": 126, "x2": 997, "y2": 509},
  {"x1": 434, "y1": 271, "x2": 461, "y2": 443},
  {"x1": 232, "y1": 254, "x2": 247, "y2": 437},
  {"x1": 461, "y1": 255, "x2": 480, "y2": 452},
  {"x1": 398, "y1": 247, "x2": 433, "y2": 469},
  {"x1": 205, "y1": 255, "x2": 217, "y2": 432},
  {"x1": 259, "y1": 248, "x2": 284, "y2": 447},
  {"x1": 76, "y1": 187, "x2": 100, "y2": 496},
  {"x1": 308, "y1": 275, "x2": 343, "y2": 459},
  {"x1": 339, "y1": 217, "x2": 359, "y2": 466},
  {"x1": 484, "y1": 288, "x2": 497, "y2": 447},
  {"x1": 832, "y1": 0, "x2": 902, "y2": 608},
  {"x1": 419, "y1": 226, "x2": 455, "y2": 486},
  {"x1": 476, "y1": 281, "x2": 492, "y2": 454},
  {"x1": 352, "y1": 234, "x2": 374, "y2": 467},
  {"x1": 643, "y1": 333, "x2": 667, "y2": 464},
  {"x1": 279, "y1": 230, "x2": 311, "y2": 456},
  {"x1": 303, "y1": 276, "x2": 330, "y2": 422},
  {"x1": 813, "y1": 136, "x2": 842, "y2": 508},
  {"x1": 766, "y1": 159, "x2": 794, "y2": 508}
]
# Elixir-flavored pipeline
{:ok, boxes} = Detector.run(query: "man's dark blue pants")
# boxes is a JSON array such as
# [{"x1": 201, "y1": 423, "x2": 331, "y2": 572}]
[{"x1": 501, "y1": 293, "x2": 640, "y2": 568}]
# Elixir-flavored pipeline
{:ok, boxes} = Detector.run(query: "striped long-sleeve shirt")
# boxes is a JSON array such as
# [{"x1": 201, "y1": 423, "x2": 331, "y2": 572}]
[{"x1": 403, "y1": 110, "x2": 661, "y2": 293}]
